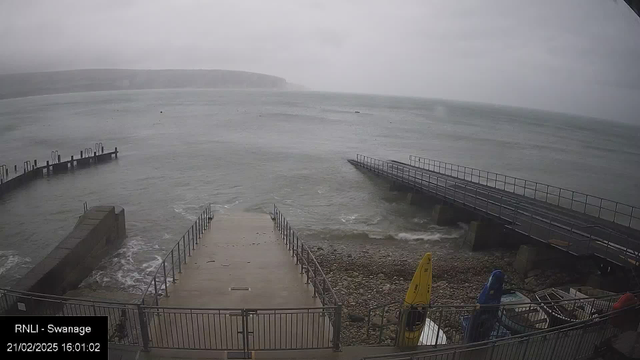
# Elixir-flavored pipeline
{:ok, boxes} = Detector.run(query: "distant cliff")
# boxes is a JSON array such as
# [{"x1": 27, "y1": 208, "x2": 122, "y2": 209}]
[{"x1": 0, "y1": 69, "x2": 294, "y2": 100}]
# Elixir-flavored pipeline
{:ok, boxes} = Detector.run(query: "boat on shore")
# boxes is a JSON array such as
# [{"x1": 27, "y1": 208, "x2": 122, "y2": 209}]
[
  {"x1": 418, "y1": 318, "x2": 447, "y2": 345},
  {"x1": 535, "y1": 287, "x2": 617, "y2": 326},
  {"x1": 499, "y1": 290, "x2": 549, "y2": 334}
]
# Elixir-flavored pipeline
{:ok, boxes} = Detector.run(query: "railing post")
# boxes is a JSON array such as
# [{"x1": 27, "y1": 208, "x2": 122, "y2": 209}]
[
  {"x1": 177, "y1": 242, "x2": 182, "y2": 273},
  {"x1": 163, "y1": 261, "x2": 169, "y2": 297},
  {"x1": 153, "y1": 277, "x2": 159, "y2": 306},
  {"x1": 171, "y1": 250, "x2": 176, "y2": 283},
  {"x1": 312, "y1": 261, "x2": 318, "y2": 298},
  {"x1": 196, "y1": 217, "x2": 200, "y2": 243},
  {"x1": 137, "y1": 304, "x2": 150, "y2": 351},
  {"x1": 305, "y1": 249, "x2": 311, "y2": 282},
  {"x1": 295, "y1": 235, "x2": 299, "y2": 264},
  {"x1": 333, "y1": 304, "x2": 342, "y2": 352}
]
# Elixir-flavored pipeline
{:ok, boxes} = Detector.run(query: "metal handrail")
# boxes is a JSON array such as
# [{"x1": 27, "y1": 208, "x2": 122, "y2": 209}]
[
  {"x1": 362, "y1": 302, "x2": 640, "y2": 360},
  {"x1": 369, "y1": 289, "x2": 639, "y2": 312},
  {"x1": 272, "y1": 204, "x2": 342, "y2": 351},
  {"x1": 0, "y1": 287, "x2": 141, "y2": 307},
  {"x1": 409, "y1": 155, "x2": 640, "y2": 230},
  {"x1": 353, "y1": 154, "x2": 640, "y2": 268},
  {"x1": 366, "y1": 290, "x2": 635, "y2": 346},
  {"x1": 140, "y1": 203, "x2": 213, "y2": 305},
  {"x1": 272, "y1": 205, "x2": 340, "y2": 307}
]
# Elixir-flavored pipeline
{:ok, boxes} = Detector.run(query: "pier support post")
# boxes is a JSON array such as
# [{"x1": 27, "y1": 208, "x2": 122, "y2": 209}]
[
  {"x1": 432, "y1": 204, "x2": 456, "y2": 226},
  {"x1": 432, "y1": 204, "x2": 477, "y2": 226},
  {"x1": 389, "y1": 181, "x2": 413, "y2": 192},
  {"x1": 465, "y1": 221, "x2": 503, "y2": 251},
  {"x1": 513, "y1": 244, "x2": 571, "y2": 275},
  {"x1": 407, "y1": 192, "x2": 438, "y2": 208},
  {"x1": 514, "y1": 245, "x2": 538, "y2": 275}
]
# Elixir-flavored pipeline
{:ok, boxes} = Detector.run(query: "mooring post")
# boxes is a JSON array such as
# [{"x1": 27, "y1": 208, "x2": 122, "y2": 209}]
[
  {"x1": 71, "y1": 156, "x2": 74, "y2": 168},
  {"x1": 101, "y1": 146, "x2": 104, "y2": 154},
  {"x1": 57, "y1": 154, "x2": 61, "y2": 163},
  {"x1": 46, "y1": 161, "x2": 50, "y2": 175},
  {"x1": 115, "y1": 147, "x2": 118, "y2": 158},
  {"x1": 14, "y1": 165, "x2": 17, "y2": 173},
  {"x1": 80, "y1": 150, "x2": 83, "y2": 158}
]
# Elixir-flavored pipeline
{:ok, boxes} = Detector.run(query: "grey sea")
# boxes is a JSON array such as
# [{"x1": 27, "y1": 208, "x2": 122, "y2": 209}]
[{"x1": 1, "y1": 89, "x2": 639, "y2": 298}]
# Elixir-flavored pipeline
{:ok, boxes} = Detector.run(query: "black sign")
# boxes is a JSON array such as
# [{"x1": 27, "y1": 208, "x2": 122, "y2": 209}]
[{"x1": 1, "y1": 316, "x2": 107, "y2": 359}]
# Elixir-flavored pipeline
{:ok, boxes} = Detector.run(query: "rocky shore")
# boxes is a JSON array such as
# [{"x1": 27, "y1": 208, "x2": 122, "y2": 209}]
[{"x1": 307, "y1": 235, "x2": 595, "y2": 346}]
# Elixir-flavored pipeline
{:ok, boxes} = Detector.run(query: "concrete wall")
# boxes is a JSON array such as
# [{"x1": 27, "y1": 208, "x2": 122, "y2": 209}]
[
  {"x1": 11, "y1": 205, "x2": 126, "y2": 295},
  {"x1": 0, "y1": 168, "x2": 44, "y2": 197}
]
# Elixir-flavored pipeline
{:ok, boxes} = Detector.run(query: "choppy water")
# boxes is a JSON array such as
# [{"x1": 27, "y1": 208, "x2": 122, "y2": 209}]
[{"x1": 1, "y1": 89, "x2": 639, "y2": 296}]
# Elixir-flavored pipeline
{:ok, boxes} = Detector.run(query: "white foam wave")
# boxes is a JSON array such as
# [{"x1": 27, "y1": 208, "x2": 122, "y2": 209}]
[
  {"x1": 392, "y1": 231, "x2": 462, "y2": 241},
  {"x1": 81, "y1": 237, "x2": 162, "y2": 293},
  {"x1": 367, "y1": 232, "x2": 385, "y2": 239},
  {"x1": 173, "y1": 204, "x2": 198, "y2": 221},
  {"x1": 0, "y1": 251, "x2": 31, "y2": 276},
  {"x1": 340, "y1": 214, "x2": 358, "y2": 224},
  {"x1": 210, "y1": 200, "x2": 241, "y2": 214}
]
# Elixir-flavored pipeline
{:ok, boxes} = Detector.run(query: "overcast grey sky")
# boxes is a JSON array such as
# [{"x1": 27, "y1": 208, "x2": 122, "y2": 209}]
[{"x1": 1, "y1": 0, "x2": 639, "y2": 123}]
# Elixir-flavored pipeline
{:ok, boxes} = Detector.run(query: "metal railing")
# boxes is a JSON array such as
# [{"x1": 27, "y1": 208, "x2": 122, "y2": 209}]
[
  {"x1": 366, "y1": 291, "x2": 632, "y2": 347},
  {"x1": 272, "y1": 204, "x2": 342, "y2": 350},
  {"x1": 142, "y1": 305, "x2": 337, "y2": 351},
  {"x1": 352, "y1": 155, "x2": 640, "y2": 268},
  {"x1": 362, "y1": 302, "x2": 640, "y2": 360},
  {"x1": 2, "y1": 285, "x2": 635, "y2": 356},
  {"x1": 409, "y1": 155, "x2": 640, "y2": 231},
  {"x1": 0, "y1": 288, "x2": 144, "y2": 346},
  {"x1": 0, "y1": 286, "x2": 339, "y2": 353},
  {"x1": 140, "y1": 204, "x2": 213, "y2": 305}
]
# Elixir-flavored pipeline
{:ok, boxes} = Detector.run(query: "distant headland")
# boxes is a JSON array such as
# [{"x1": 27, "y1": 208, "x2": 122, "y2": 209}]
[{"x1": 0, "y1": 69, "x2": 306, "y2": 100}]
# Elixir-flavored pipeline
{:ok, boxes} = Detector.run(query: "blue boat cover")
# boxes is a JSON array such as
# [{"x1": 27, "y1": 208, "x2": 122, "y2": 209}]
[
  {"x1": 477, "y1": 270, "x2": 504, "y2": 304},
  {"x1": 465, "y1": 270, "x2": 505, "y2": 343}
]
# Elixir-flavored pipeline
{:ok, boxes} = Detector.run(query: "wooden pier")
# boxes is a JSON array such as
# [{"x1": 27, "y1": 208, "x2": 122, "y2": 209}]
[{"x1": 0, "y1": 145, "x2": 118, "y2": 198}]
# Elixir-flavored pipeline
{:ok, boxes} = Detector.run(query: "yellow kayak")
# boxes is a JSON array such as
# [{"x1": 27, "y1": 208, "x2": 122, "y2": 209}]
[{"x1": 398, "y1": 252, "x2": 432, "y2": 347}]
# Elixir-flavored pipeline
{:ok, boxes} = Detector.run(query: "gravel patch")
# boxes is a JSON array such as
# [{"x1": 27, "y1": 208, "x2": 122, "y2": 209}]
[{"x1": 306, "y1": 236, "x2": 595, "y2": 346}]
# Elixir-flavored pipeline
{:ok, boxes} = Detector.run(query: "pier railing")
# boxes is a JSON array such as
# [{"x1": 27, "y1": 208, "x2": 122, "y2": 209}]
[
  {"x1": 366, "y1": 290, "x2": 631, "y2": 347},
  {"x1": 273, "y1": 204, "x2": 342, "y2": 351},
  {"x1": 353, "y1": 155, "x2": 640, "y2": 268},
  {"x1": 140, "y1": 204, "x2": 212, "y2": 305},
  {"x1": 362, "y1": 302, "x2": 640, "y2": 360},
  {"x1": 409, "y1": 155, "x2": 640, "y2": 230}
]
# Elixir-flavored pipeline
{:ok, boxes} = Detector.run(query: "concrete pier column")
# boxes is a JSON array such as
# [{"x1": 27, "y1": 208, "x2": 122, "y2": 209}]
[
  {"x1": 432, "y1": 204, "x2": 456, "y2": 226},
  {"x1": 407, "y1": 192, "x2": 438, "y2": 207},
  {"x1": 513, "y1": 244, "x2": 572, "y2": 275},
  {"x1": 514, "y1": 245, "x2": 539, "y2": 275},
  {"x1": 465, "y1": 220, "x2": 503, "y2": 251},
  {"x1": 389, "y1": 181, "x2": 413, "y2": 192}
]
